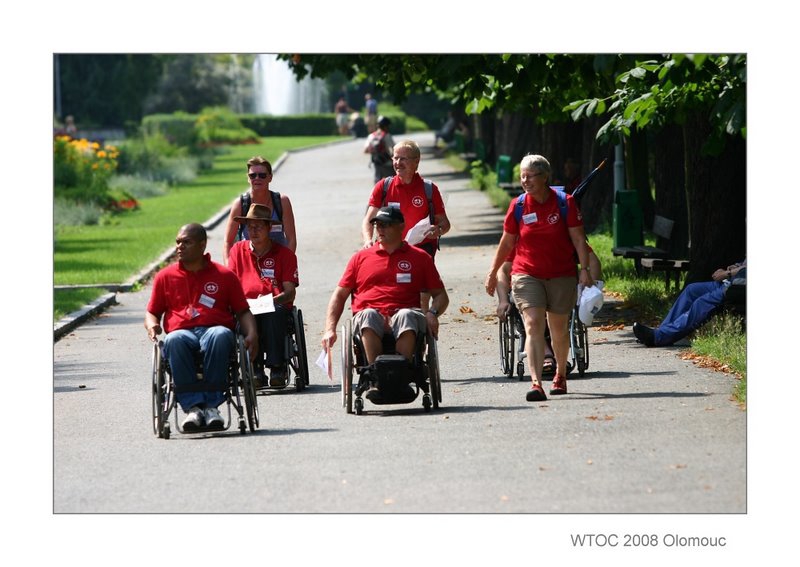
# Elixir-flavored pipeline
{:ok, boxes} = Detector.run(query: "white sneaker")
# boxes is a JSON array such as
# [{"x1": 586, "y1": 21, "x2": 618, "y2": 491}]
[
  {"x1": 204, "y1": 407, "x2": 223, "y2": 428},
  {"x1": 181, "y1": 406, "x2": 204, "y2": 431}
]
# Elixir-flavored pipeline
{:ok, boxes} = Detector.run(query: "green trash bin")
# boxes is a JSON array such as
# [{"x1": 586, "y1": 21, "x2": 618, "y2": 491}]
[
  {"x1": 613, "y1": 190, "x2": 643, "y2": 248},
  {"x1": 496, "y1": 155, "x2": 512, "y2": 184},
  {"x1": 454, "y1": 131, "x2": 465, "y2": 153}
]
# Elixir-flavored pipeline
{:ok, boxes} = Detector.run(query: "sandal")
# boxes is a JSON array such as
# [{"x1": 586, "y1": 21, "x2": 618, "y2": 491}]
[
  {"x1": 542, "y1": 355, "x2": 556, "y2": 375},
  {"x1": 550, "y1": 374, "x2": 568, "y2": 395},
  {"x1": 526, "y1": 384, "x2": 547, "y2": 402}
]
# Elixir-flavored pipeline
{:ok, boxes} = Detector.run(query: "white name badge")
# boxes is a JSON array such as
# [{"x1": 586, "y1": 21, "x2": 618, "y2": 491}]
[
  {"x1": 270, "y1": 224, "x2": 283, "y2": 234},
  {"x1": 522, "y1": 212, "x2": 538, "y2": 225},
  {"x1": 261, "y1": 268, "x2": 275, "y2": 279},
  {"x1": 388, "y1": 202, "x2": 401, "y2": 209},
  {"x1": 396, "y1": 273, "x2": 411, "y2": 283},
  {"x1": 198, "y1": 293, "x2": 216, "y2": 308}
]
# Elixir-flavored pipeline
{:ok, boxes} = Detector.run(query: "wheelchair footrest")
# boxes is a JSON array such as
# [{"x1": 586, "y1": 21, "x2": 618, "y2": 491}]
[{"x1": 362, "y1": 355, "x2": 419, "y2": 404}]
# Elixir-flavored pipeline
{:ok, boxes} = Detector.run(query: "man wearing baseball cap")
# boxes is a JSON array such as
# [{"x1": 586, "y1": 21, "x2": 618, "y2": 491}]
[{"x1": 322, "y1": 206, "x2": 449, "y2": 382}]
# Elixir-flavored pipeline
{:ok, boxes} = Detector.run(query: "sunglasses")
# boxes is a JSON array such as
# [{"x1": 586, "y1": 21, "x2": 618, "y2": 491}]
[{"x1": 248, "y1": 172, "x2": 269, "y2": 179}]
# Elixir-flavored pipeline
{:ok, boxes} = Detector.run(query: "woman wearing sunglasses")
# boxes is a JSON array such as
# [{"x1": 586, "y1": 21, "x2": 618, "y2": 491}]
[{"x1": 222, "y1": 155, "x2": 297, "y2": 265}]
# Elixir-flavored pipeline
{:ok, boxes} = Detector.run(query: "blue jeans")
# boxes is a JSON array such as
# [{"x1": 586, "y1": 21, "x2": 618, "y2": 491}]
[
  {"x1": 654, "y1": 281, "x2": 727, "y2": 346},
  {"x1": 162, "y1": 326, "x2": 234, "y2": 411}
]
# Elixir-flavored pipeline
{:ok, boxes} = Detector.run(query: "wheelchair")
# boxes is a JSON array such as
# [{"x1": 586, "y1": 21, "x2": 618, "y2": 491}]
[
  {"x1": 251, "y1": 306, "x2": 310, "y2": 392},
  {"x1": 151, "y1": 332, "x2": 259, "y2": 439},
  {"x1": 340, "y1": 317, "x2": 442, "y2": 415},
  {"x1": 499, "y1": 293, "x2": 589, "y2": 380}
]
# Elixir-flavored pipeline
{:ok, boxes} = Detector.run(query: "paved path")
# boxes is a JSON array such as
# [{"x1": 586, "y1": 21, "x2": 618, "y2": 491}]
[{"x1": 50, "y1": 133, "x2": 747, "y2": 562}]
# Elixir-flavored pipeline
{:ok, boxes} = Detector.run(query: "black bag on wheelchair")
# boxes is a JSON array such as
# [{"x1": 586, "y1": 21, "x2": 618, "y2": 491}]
[{"x1": 366, "y1": 354, "x2": 418, "y2": 403}]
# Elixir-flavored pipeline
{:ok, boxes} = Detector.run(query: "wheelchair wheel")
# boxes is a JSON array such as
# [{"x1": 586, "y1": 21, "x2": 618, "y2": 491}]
[
  {"x1": 498, "y1": 314, "x2": 514, "y2": 379},
  {"x1": 570, "y1": 307, "x2": 589, "y2": 377},
  {"x1": 237, "y1": 334, "x2": 259, "y2": 432},
  {"x1": 341, "y1": 319, "x2": 354, "y2": 414},
  {"x1": 292, "y1": 308, "x2": 310, "y2": 392},
  {"x1": 512, "y1": 308, "x2": 526, "y2": 381},
  {"x1": 151, "y1": 341, "x2": 171, "y2": 439},
  {"x1": 426, "y1": 333, "x2": 442, "y2": 409}
]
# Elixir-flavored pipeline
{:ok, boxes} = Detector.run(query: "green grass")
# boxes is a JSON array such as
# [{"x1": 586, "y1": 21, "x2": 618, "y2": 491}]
[
  {"x1": 690, "y1": 314, "x2": 747, "y2": 406},
  {"x1": 53, "y1": 288, "x2": 111, "y2": 321},
  {"x1": 54, "y1": 136, "x2": 339, "y2": 321}
]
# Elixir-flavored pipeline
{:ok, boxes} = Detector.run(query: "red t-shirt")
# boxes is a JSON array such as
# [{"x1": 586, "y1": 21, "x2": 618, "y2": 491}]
[
  {"x1": 339, "y1": 242, "x2": 444, "y2": 317},
  {"x1": 503, "y1": 189, "x2": 583, "y2": 279},
  {"x1": 227, "y1": 240, "x2": 299, "y2": 307},
  {"x1": 367, "y1": 173, "x2": 446, "y2": 246},
  {"x1": 147, "y1": 254, "x2": 249, "y2": 334}
]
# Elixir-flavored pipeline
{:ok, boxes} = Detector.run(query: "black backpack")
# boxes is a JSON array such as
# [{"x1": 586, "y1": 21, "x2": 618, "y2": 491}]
[
  {"x1": 236, "y1": 190, "x2": 282, "y2": 242},
  {"x1": 370, "y1": 131, "x2": 391, "y2": 166}
]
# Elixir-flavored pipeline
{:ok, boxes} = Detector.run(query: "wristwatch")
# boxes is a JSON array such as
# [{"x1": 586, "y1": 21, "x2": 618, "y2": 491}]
[{"x1": 428, "y1": 308, "x2": 439, "y2": 317}]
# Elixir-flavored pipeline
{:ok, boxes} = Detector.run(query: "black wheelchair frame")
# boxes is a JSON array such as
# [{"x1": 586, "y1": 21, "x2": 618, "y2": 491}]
[
  {"x1": 252, "y1": 306, "x2": 310, "y2": 393},
  {"x1": 151, "y1": 333, "x2": 259, "y2": 439},
  {"x1": 340, "y1": 318, "x2": 441, "y2": 415},
  {"x1": 499, "y1": 293, "x2": 589, "y2": 380}
]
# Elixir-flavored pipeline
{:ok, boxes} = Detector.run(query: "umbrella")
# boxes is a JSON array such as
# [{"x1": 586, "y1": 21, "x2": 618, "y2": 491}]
[{"x1": 571, "y1": 158, "x2": 608, "y2": 203}]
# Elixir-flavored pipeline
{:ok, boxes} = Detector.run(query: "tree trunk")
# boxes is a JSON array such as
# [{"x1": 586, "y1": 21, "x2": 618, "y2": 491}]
[
  {"x1": 567, "y1": 115, "x2": 612, "y2": 233},
  {"x1": 652, "y1": 124, "x2": 688, "y2": 257},
  {"x1": 625, "y1": 128, "x2": 653, "y2": 227},
  {"x1": 682, "y1": 112, "x2": 747, "y2": 283},
  {"x1": 494, "y1": 111, "x2": 538, "y2": 166}
]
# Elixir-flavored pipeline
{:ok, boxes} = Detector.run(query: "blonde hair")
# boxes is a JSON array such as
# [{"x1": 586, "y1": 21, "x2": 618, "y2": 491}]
[{"x1": 393, "y1": 140, "x2": 420, "y2": 159}]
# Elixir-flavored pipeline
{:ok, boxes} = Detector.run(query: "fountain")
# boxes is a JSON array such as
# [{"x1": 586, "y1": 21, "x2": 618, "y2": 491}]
[{"x1": 253, "y1": 54, "x2": 328, "y2": 115}]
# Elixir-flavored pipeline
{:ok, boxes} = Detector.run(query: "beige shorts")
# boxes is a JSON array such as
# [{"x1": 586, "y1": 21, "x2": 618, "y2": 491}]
[
  {"x1": 352, "y1": 308, "x2": 427, "y2": 339},
  {"x1": 511, "y1": 274, "x2": 577, "y2": 315}
]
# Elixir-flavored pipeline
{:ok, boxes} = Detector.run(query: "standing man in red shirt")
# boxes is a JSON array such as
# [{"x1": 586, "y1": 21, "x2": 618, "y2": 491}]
[
  {"x1": 323, "y1": 207, "x2": 449, "y2": 375},
  {"x1": 361, "y1": 140, "x2": 451, "y2": 258},
  {"x1": 361, "y1": 140, "x2": 451, "y2": 311},
  {"x1": 145, "y1": 223, "x2": 258, "y2": 431}
]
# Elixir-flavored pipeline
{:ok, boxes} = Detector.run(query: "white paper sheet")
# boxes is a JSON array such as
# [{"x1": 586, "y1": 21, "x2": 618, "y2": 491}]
[{"x1": 247, "y1": 294, "x2": 275, "y2": 315}]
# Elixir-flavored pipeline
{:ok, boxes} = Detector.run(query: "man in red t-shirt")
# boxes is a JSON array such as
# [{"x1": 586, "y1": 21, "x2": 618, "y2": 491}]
[
  {"x1": 323, "y1": 207, "x2": 449, "y2": 374},
  {"x1": 145, "y1": 223, "x2": 258, "y2": 431}
]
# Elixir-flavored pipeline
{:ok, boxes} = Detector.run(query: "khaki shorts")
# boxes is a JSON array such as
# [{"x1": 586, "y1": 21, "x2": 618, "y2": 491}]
[
  {"x1": 352, "y1": 308, "x2": 427, "y2": 339},
  {"x1": 511, "y1": 274, "x2": 577, "y2": 315}
]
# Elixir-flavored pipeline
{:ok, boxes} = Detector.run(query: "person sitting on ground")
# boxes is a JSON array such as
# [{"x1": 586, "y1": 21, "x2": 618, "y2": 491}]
[
  {"x1": 223, "y1": 156, "x2": 297, "y2": 265},
  {"x1": 145, "y1": 223, "x2": 258, "y2": 431},
  {"x1": 322, "y1": 206, "x2": 449, "y2": 402},
  {"x1": 632, "y1": 260, "x2": 746, "y2": 347},
  {"x1": 227, "y1": 204, "x2": 300, "y2": 388}
]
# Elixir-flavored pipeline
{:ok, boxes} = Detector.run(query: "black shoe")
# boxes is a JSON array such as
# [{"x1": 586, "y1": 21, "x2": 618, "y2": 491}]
[
  {"x1": 365, "y1": 386, "x2": 383, "y2": 403},
  {"x1": 633, "y1": 322, "x2": 655, "y2": 347},
  {"x1": 269, "y1": 366, "x2": 287, "y2": 387}
]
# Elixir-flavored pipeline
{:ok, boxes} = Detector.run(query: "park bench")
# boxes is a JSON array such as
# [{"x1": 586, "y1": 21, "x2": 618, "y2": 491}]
[{"x1": 613, "y1": 214, "x2": 690, "y2": 290}]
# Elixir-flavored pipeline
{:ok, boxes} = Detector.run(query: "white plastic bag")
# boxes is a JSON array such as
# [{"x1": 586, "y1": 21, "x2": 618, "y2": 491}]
[
  {"x1": 578, "y1": 284, "x2": 604, "y2": 325},
  {"x1": 405, "y1": 217, "x2": 432, "y2": 245}
]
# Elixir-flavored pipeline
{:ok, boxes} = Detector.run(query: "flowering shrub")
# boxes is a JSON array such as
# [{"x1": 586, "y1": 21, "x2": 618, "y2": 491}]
[{"x1": 54, "y1": 135, "x2": 121, "y2": 206}]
